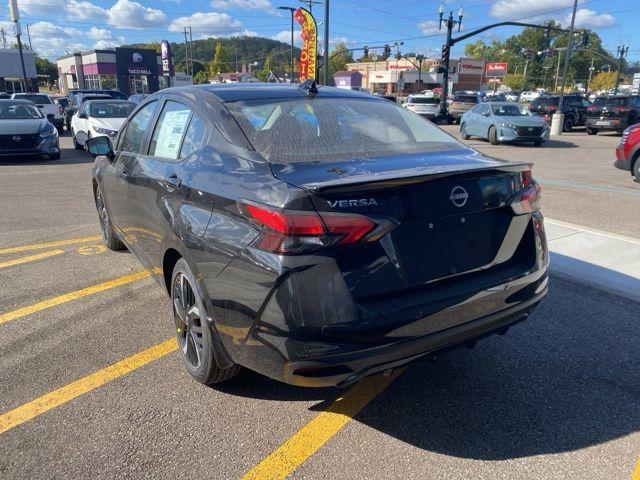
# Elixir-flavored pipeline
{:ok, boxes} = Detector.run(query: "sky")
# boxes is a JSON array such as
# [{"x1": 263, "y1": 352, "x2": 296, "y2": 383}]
[{"x1": 0, "y1": 0, "x2": 637, "y2": 63}]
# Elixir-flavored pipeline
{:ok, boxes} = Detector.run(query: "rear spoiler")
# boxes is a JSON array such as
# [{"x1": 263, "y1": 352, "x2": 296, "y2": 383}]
[{"x1": 297, "y1": 162, "x2": 532, "y2": 193}]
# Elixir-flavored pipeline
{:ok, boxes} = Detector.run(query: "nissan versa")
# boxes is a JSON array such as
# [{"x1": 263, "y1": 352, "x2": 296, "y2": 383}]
[{"x1": 88, "y1": 83, "x2": 549, "y2": 388}]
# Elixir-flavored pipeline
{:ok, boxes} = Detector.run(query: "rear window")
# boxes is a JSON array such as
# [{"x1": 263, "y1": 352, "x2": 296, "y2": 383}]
[
  {"x1": 592, "y1": 97, "x2": 629, "y2": 107},
  {"x1": 226, "y1": 97, "x2": 460, "y2": 163},
  {"x1": 15, "y1": 94, "x2": 51, "y2": 104},
  {"x1": 89, "y1": 102, "x2": 135, "y2": 118},
  {"x1": 454, "y1": 94, "x2": 478, "y2": 103},
  {"x1": 408, "y1": 96, "x2": 438, "y2": 104},
  {"x1": 531, "y1": 97, "x2": 558, "y2": 106}
]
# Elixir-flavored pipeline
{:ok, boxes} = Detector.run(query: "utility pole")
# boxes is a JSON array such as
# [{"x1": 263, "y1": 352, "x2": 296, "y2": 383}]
[
  {"x1": 183, "y1": 27, "x2": 189, "y2": 75},
  {"x1": 614, "y1": 44, "x2": 628, "y2": 95},
  {"x1": 26, "y1": 24, "x2": 32, "y2": 49},
  {"x1": 278, "y1": 6, "x2": 296, "y2": 83},
  {"x1": 8, "y1": 0, "x2": 29, "y2": 93},
  {"x1": 586, "y1": 58, "x2": 595, "y2": 95},
  {"x1": 552, "y1": 0, "x2": 578, "y2": 136},
  {"x1": 189, "y1": 27, "x2": 194, "y2": 77},
  {"x1": 299, "y1": 0, "x2": 321, "y2": 14},
  {"x1": 437, "y1": 2, "x2": 463, "y2": 120},
  {"x1": 554, "y1": 49, "x2": 562, "y2": 92},
  {"x1": 323, "y1": 0, "x2": 329, "y2": 85}
]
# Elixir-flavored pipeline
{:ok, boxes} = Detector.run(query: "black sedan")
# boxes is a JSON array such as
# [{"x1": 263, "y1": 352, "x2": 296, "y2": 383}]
[
  {"x1": 88, "y1": 82, "x2": 548, "y2": 388},
  {"x1": 0, "y1": 99, "x2": 60, "y2": 159}
]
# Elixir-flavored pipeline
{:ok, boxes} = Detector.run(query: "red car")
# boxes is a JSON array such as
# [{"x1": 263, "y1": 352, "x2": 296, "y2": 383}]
[{"x1": 614, "y1": 123, "x2": 640, "y2": 180}]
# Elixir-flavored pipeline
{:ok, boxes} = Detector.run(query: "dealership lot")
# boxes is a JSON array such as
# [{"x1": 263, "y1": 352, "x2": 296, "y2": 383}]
[{"x1": 1, "y1": 133, "x2": 639, "y2": 479}]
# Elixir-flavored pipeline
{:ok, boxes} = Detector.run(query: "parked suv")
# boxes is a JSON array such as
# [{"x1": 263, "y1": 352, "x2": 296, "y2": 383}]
[
  {"x1": 87, "y1": 84, "x2": 548, "y2": 388},
  {"x1": 65, "y1": 93, "x2": 112, "y2": 129},
  {"x1": 614, "y1": 123, "x2": 640, "y2": 180},
  {"x1": 449, "y1": 92, "x2": 483, "y2": 123},
  {"x1": 528, "y1": 94, "x2": 588, "y2": 132},
  {"x1": 586, "y1": 95, "x2": 640, "y2": 135},
  {"x1": 11, "y1": 93, "x2": 64, "y2": 134},
  {"x1": 403, "y1": 94, "x2": 439, "y2": 120}
]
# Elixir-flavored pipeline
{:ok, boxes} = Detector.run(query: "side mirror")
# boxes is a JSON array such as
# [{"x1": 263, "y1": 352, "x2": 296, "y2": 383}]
[
  {"x1": 77, "y1": 112, "x2": 87, "y2": 119},
  {"x1": 85, "y1": 135, "x2": 114, "y2": 160},
  {"x1": 482, "y1": 112, "x2": 491, "y2": 117}
]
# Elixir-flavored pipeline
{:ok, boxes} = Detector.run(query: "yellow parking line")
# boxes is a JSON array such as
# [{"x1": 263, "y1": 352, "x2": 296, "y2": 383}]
[
  {"x1": 0, "y1": 270, "x2": 151, "y2": 325},
  {"x1": 242, "y1": 369, "x2": 404, "y2": 480},
  {"x1": 0, "y1": 338, "x2": 177, "y2": 435},
  {"x1": 0, "y1": 249, "x2": 64, "y2": 269},
  {"x1": 632, "y1": 459, "x2": 640, "y2": 480},
  {"x1": 0, "y1": 235, "x2": 102, "y2": 255}
]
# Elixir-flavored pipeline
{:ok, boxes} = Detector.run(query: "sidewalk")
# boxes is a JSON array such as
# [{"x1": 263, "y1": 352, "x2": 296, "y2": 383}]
[{"x1": 545, "y1": 218, "x2": 640, "y2": 303}]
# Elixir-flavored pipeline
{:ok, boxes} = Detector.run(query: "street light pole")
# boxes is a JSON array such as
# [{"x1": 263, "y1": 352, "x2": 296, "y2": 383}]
[
  {"x1": 323, "y1": 0, "x2": 329, "y2": 85},
  {"x1": 437, "y1": 3, "x2": 463, "y2": 121},
  {"x1": 614, "y1": 44, "x2": 628, "y2": 95},
  {"x1": 551, "y1": 0, "x2": 578, "y2": 136},
  {"x1": 8, "y1": 0, "x2": 29, "y2": 93},
  {"x1": 278, "y1": 6, "x2": 297, "y2": 83}
]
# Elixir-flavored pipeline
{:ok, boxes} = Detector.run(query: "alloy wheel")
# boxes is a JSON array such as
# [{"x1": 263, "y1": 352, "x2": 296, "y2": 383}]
[
  {"x1": 173, "y1": 273, "x2": 204, "y2": 369},
  {"x1": 95, "y1": 188, "x2": 110, "y2": 242}
]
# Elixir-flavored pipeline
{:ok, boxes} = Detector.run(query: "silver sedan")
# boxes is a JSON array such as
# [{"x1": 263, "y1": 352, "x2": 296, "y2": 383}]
[{"x1": 460, "y1": 102, "x2": 550, "y2": 146}]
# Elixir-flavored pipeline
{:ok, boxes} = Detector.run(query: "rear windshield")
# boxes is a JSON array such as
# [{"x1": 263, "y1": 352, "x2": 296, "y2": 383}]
[
  {"x1": 592, "y1": 97, "x2": 629, "y2": 107},
  {"x1": 0, "y1": 103, "x2": 43, "y2": 119},
  {"x1": 15, "y1": 94, "x2": 51, "y2": 104},
  {"x1": 408, "y1": 97, "x2": 438, "y2": 104},
  {"x1": 226, "y1": 97, "x2": 460, "y2": 163},
  {"x1": 531, "y1": 97, "x2": 558, "y2": 106},
  {"x1": 89, "y1": 102, "x2": 135, "y2": 118},
  {"x1": 454, "y1": 94, "x2": 478, "y2": 103}
]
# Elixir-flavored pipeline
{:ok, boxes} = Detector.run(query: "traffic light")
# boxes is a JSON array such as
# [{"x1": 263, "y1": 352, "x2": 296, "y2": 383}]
[
  {"x1": 581, "y1": 31, "x2": 589, "y2": 47},
  {"x1": 382, "y1": 44, "x2": 391, "y2": 60},
  {"x1": 363, "y1": 46, "x2": 369, "y2": 58},
  {"x1": 441, "y1": 43, "x2": 449, "y2": 60}
]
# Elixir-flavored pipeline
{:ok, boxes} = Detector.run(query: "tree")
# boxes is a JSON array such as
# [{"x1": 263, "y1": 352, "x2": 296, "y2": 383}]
[
  {"x1": 589, "y1": 71, "x2": 617, "y2": 91},
  {"x1": 194, "y1": 70, "x2": 210, "y2": 84},
  {"x1": 502, "y1": 74, "x2": 526, "y2": 91},
  {"x1": 34, "y1": 55, "x2": 57, "y2": 81},
  {"x1": 328, "y1": 42, "x2": 355, "y2": 79},
  {"x1": 255, "y1": 55, "x2": 273, "y2": 81},
  {"x1": 210, "y1": 42, "x2": 230, "y2": 77}
]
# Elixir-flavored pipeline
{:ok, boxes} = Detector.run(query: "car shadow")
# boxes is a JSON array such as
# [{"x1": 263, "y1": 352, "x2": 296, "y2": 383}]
[
  {"x1": 0, "y1": 149, "x2": 93, "y2": 166},
  {"x1": 214, "y1": 268, "x2": 640, "y2": 460}
]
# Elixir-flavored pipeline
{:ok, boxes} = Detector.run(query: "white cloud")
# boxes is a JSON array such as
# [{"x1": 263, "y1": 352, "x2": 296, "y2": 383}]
[
  {"x1": 169, "y1": 12, "x2": 243, "y2": 37},
  {"x1": 27, "y1": 22, "x2": 82, "y2": 39},
  {"x1": 417, "y1": 20, "x2": 440, "y2": 35},
  {"x1": 271, "y1": 30, "x2": 301, "y2": 46},
  {"x1": 329, "y1": 36, "x2": 356, "y2": 45},
  {"x1": 106, "y1": 0, "x2": 167, "y2": 28},
  {"x1": 490, "y1": 0, "x2": 575, "y2": 20},
  {"x1": 570, "y1": 8, "x2": 615, "y2": 28},
  {"x1": 210, "y1": 0, "x2": 274, "y2": 11}
]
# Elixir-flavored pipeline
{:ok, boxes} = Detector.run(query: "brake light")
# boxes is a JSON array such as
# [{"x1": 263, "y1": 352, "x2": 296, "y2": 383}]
[
  {"x1": 239, "y1": 202, "x2": 389, "y2": 254},
  {"x1": 614, "y1": 106, "x2": 630, "y2": 114},
  {"x1": 513, "y1": 170, "x2": 542, "y2": 214},
  {"x1": 544, "y1": 104, "x2": 559, "y2": 111},
  {"x1": 587, "y1": 105, "x2": 595, "y2": 111}
]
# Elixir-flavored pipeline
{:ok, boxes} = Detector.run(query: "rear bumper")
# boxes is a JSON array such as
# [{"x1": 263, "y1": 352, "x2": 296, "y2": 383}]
[
  {"x1": 586, "y1": 117, "x2": 628, "y2": 131},
  {"x1": 283, "y1": 282, "x2": 547, "y2": 387}
]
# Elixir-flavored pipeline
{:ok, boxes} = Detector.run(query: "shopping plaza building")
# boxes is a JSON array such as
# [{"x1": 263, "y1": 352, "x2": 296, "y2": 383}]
[
  {"x1": 343, "y1": 57, "x2": 488, "y2": 95},
  {"x1": 57, "y1": 47, "x2": 166, "y2": 96}
]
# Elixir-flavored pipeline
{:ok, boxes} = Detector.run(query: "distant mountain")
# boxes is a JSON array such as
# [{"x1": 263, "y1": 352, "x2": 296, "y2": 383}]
[{"x1": 124, "y1": 36, "x2": 301, "y2": 72}]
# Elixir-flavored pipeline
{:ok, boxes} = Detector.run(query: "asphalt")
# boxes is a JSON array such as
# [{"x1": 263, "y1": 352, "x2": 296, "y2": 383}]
[{"x1": 0, "y1": 132, "x2": 638, "y2": 480}]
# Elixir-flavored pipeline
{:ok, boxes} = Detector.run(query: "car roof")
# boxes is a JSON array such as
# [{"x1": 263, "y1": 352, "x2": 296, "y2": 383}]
[
  {"x1": 156, "y1": 83, "x2": 383, "y2": 103},
  {"x1": 0, "y1": 98, "x2": 39, "y2": 104},
  {"x1": 488, "y1": 101, "x2": 523, "y2": 107},
  {"x1": 86, "y1": 99, "x2": 133, "y2": 103}
]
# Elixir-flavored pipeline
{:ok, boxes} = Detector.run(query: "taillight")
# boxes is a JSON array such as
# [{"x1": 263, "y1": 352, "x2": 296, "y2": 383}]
[
  {"x1": 587, "y1": 105, "x2": 595, "y2": 111},
  {"x1": 239, "y1": 202, "x2": 392, "y2": 254},
  {"x1": 512, "y1": 170, "x2": 542, "y2": 214},
  {"x1": 544, "y1": 104, "x2": 559, "y2": 111},
  {"x1": 614, "y1": 106, "x2": 630, "y2": 114}
]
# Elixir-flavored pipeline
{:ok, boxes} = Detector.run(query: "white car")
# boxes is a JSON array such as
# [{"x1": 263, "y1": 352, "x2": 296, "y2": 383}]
[
  {"x1": 519, "y1": 91, "x2": 541, "y2": 102},
  {"x1": 11, "y1": 93, "x2": 64, "y2": 134},
  {"x1": 71, "y1": 99, "x2": 135, "y2": 150},
  {"x1": 403, "y1": 94, "x2": 439, "y2": 119}
]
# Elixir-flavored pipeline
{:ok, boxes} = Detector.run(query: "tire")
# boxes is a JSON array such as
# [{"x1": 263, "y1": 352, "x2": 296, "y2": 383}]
[
  {"x1": 94, "y1": 185, "x2": 125, "y2": 251},
  {"x1": 586, "y1": 128, "x2": 598, "y2": 135},
  {"x1": 488, "y1": 126, "x2": 499, "y2": 145},
  {"x1": 563, "y1": 116, "x2": 574, "y2": 132},
  {"x1": 49, "y1": 152, "x2": 61, "y2": 160},
  {"x1": 56, "y1": 126, "x2": 64, "y2": 136},
  {"x1": 534, "y1": 140, "x2": 543, "y2": 147},
  {"x1": 171, "y1": 258, "x2": 241, "y2": 385},
  {"x1": 460, "y1": 123, "x2": 471, "y2": 140},
  {"x1": 633, "y1": 155, "x2": 640, "y2": 181},
  {"x1": 72, "y1": 131, "x2": 82, "y2": 150}
]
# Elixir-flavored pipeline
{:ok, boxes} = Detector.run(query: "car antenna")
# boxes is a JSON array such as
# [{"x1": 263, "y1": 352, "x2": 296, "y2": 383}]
[{"x1": 298, "y1": 79, "x2": 318, "y2": 95}]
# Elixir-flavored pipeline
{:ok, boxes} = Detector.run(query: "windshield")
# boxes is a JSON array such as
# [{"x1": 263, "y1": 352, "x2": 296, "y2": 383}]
[
  {"x1": 15, "y1": 94, "x2": 51, "y2": 104},
  {"x1": 408, "y1": 97, "x2": 438, "y2": 104},
  {"x1": 531, "y1": 97, "x2": 558, "y2": 107},
  {"x1": 454, "y1": 95, "x2": 478, "y2": 103},
  {"x1": 89, "y1": 102, "x2": 135, "y2": 118},
  {"x1": 0, "y1": 103, "x2": 43, "y2": 119},
  {"x1": 592, "y1": 97, "x2": 629, "y2": 107},
  {"x1": 492, "y1": 104, "x2": 530, "y2": 116},
  {"x1": 226, "y1": 97, "x2": 460, "y2": 163}
]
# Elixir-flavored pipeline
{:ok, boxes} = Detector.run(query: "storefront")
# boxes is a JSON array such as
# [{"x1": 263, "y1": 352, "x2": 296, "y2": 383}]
[
  {"x1": 57, "y1": 47, "x2": 163, "y2": 96},
  {"x1": 0, "y1": 48, "x2": 38, "y2": 93}
]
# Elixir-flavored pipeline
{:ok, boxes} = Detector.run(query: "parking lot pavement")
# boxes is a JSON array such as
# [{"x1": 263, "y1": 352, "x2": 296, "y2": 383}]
[
  {"x1": 442, "y1": 125, "x2": 640, "y2": 239},
  {"x1": 1, "y1": 133, "x2": 639, "y2": 480}
]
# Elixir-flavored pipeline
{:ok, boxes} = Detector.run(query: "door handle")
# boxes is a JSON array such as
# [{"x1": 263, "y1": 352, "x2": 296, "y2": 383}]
[{"x1": 163, "y1": 174, "x2": 181, "y2": 190}]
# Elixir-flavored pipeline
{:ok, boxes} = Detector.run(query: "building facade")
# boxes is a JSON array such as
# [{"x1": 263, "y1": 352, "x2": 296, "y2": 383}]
[
  {"x1": 0, "y1": 48, "x2": 38, "y2": 93},
  {"x1": 57, "y1": 47, "x2": 165, "y2": 96}
]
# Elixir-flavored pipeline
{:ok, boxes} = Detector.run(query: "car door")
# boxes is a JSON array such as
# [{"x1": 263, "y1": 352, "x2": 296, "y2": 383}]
[
  {"x1": 472, "y1": 104, "x2": 489, "y2": 137},
  {"x1": 101, "y1": 99, "x2": 160, "y2": 258},
  {"x1": 124, "y1": 98, "x2": 210, "y2": 270}
]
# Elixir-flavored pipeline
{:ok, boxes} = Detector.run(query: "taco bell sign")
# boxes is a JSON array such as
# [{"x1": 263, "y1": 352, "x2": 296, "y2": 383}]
[{"x1": 161, "y1": 40, "x2": 173, "y2": 76}]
